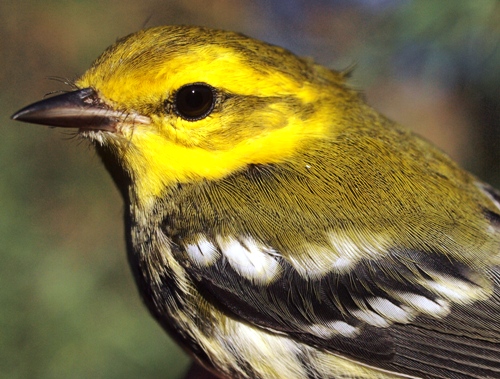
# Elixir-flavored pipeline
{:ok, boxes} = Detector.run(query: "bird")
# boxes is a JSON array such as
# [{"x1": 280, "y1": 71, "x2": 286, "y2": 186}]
[{"x1": 11, "y1": 25, "x2": 500, "y2": 379}]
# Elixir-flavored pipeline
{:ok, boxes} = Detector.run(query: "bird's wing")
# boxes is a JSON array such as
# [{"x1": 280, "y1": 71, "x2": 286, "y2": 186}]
[{"x1": 177, "y1": 234, "x2": 500, "y2": 378}]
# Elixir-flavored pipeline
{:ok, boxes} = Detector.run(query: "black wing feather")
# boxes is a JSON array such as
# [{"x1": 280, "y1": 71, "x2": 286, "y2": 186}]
[{"x1": 175, "y1": 237, "x2": 500, "y2": 378}]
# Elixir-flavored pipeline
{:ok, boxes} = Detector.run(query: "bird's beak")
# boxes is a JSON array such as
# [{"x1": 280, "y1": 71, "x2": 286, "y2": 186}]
[{"x1": 11, "y1": 87, "x2": 149, "y2": 131}]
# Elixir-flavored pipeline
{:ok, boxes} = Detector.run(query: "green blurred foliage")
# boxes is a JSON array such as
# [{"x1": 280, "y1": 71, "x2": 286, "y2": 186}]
[
  {"x1": 354, "y1": 0, "x2": 500, "y2": 183},
  {"x1": 1, "y1": 1, "x2": 499, "y2": 378}
]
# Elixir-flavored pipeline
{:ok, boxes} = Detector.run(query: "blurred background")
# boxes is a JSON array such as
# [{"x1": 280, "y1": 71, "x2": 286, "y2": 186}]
[{"x1": 1, "y1": 1, "x2": 499, "y2": 378}]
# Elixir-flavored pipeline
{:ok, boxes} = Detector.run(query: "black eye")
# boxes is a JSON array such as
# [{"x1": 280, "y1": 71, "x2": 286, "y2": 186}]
[{"x1": 174, "y1": 83, "x2": 216, "y2": 121}]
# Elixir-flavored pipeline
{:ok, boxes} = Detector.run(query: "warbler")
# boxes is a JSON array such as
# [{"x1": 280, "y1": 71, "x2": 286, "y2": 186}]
[{"x1": 12, "y1": 25, "x2": 500, "y2": 379}]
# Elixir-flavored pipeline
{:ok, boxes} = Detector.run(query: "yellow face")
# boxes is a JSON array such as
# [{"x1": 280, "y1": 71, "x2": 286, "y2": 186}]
[{"x1": 75, "y1": 26, "x2": 346, "y2": 205}]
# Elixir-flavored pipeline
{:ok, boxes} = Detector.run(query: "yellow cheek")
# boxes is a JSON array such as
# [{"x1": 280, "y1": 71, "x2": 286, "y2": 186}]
[{"x1": 118, "y1": 112, "x2": 326, "y2": 208}]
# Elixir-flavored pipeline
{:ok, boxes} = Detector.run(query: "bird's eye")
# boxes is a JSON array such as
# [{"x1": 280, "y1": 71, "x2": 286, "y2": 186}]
[{"x1": 174, "y1": 83, "x2": 216, "y2": 121}]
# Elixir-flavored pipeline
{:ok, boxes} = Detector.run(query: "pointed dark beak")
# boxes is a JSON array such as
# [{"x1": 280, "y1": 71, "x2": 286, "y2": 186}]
[{"x1": 11, "y1": 88, "x2": 149, "y2": 131}]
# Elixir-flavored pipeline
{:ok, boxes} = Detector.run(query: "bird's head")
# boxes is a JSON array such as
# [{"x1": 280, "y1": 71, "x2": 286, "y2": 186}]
[{"x1": 12, "y1": 25, "x2": 353, "y2": 206}]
